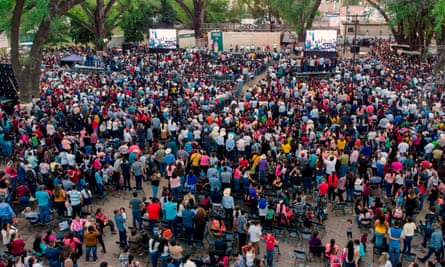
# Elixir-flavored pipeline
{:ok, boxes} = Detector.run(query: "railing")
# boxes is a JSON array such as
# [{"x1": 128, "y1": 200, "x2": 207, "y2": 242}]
[{"x1": 202, "y1": 23, "x2": 291, "y2": 32}]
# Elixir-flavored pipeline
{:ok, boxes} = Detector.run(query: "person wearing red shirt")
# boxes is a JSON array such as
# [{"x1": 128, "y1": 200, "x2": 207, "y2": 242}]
[
  {"x1": 9, "y1": 232, "x2": 25, "y2": 256},
  {"x1": 327, "y1": 173, "x2": 338, "y2": 202},
  {"x1": 318, "y1": 178, "x2": 329, "y2": 197},
  {"x1": 263, "y1": 231, "x2": 278, "y2": 266},
  {"x1": 146, "y1": 198, "x2": 161, "y2": 234},
  {"x1": 239, "y1": 157, "x2": 249, "y2": 169},
  {"x1": 67, "y1": 166, "x2": 81, "y2": 184}
]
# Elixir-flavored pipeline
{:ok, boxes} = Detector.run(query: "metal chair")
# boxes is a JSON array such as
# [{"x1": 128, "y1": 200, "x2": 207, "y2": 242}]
[
  {"x1": 311, "y1": 222, "x2": 327, "y2": 238},
  {"x1": 299, "y1": 231, "x2": 313, "y2": 248},
  {"x1": 274, "y1": 244, "x2": 281, "y2": 262},
  {"x1": 332, "y1": 202, "x2": 346, "y2": 216},
  {"x1": 291, "y1": 249, "x2": 308, "y2": 266},
  {"x1": 309, "y1": 246, "x2": 325, "y2": 262}
]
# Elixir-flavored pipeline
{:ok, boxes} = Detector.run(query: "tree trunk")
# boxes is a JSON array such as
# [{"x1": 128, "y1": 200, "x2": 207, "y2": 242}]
[
  {"x1": 10, "y1": 0, "x2": 85, "y2": 104},
  {"x1": 435, "y1": 27, "x2": 445, "y2": 72},
  {"x1": 366, "y1": 0, "x2": 405, "y2": 43}
]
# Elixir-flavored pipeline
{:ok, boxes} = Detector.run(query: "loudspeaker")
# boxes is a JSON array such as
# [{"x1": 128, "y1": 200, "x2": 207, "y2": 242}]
[
  {"x1": 350, "y1": 45, "x2": 360, "y2": 54},
  {"x1": 0, "y1": 64, "x2": 19, "y2": 100}
]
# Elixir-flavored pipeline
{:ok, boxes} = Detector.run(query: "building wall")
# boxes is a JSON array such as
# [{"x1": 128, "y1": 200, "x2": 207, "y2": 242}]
[
  {"x1": 341, "y1": 23, "x2": 392, "y2": 38},
  {"x1": 178, "y1": 30, "x2": 196, "y2": 48}
]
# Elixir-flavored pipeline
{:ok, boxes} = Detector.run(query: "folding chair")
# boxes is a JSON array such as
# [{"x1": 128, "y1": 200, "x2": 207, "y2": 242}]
[
  {"x1": 291, "y1": 249, "x2": 308, "y2": 266},
  {"x1": 298, "y1": 231, "x2": 312, "y2": 248},
  {"x1": 309, "y1": 246, "x2": 325, "y2": 262},
  {"x1": 274, "y1": 244, "x2": 281, "y2": 262},
  {"x1": 332, "y1": 202, "x2": 346, "y2": 216}
]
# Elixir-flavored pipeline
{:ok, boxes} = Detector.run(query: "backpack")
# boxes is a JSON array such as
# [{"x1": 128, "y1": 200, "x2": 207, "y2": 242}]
[{"x1": 258, "y1": 198, "x2": 267, "y2": 209}]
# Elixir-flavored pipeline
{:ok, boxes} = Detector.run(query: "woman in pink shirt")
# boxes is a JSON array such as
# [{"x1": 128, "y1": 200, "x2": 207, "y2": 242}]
[
  {"x1": 62, "y1": 231, "x2": 81, "y2": 251},
  {"x1": 199, "y1": 152, "x2": 210, "y2": 172},
  {"x1": 233, "y1": 166, "x2": 242, "y2": 192},
  {"x1": 70, "y1": 215, "x2": 86, "y2": 242}
]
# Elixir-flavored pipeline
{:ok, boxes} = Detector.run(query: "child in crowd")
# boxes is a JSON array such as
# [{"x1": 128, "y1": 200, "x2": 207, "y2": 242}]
[{"x1": 346, "y1": 219, "x2": 353, "y2": 240}]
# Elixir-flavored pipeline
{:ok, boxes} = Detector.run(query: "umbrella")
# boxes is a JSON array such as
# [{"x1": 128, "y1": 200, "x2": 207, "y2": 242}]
[
  {"x1": 129, "y1": 145, "x2": 141, "y2": 155},
  {"x1": 391, "y1": 161, "x2": 403, "y2": 172}
]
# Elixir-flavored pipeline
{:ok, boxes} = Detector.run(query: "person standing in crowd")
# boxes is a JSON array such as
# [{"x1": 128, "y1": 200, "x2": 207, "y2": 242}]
[
  {"x1": 387, "y1": 220, "x2": 402, "y2": 266},
  {"x1": 131, "y1": 157, "x2": 145, "y2": 191},
  {"x1": 151, "y1": 171, "x2": 161, "y2": 198},
  {"x1": 67, "y1": 185, "x2": 82, "y2": 218},
  {"x1": 401, "y1": 216, "x2": 416, "y2": 254},
  {"x1": 248, "y1": 220, "x2": 262, "y2": 255},
  {"x1": 35, "y1": 185, "x2": 50, "y2": 224},
  {"x1": 84, "y1": 225, "x2": 99, "y2": 262},
  {"x1": 129, "y1": 191, "x2": 143, "y2": 231},
  {"x1": 419, "y1": 223, "x2": 443, "y2": 263},
  {"x1": 263, "y1": 230, "x2": 278, "y2": 267},
  {"x1": 164, "y1": 196, "x2": 178, "y2": 238},
  {"x1": 114, "y1": 208, "x2": 128, "y2": 249},
  {"x1": 168, "y1": 239, "x2": 183, "y2": 267}
]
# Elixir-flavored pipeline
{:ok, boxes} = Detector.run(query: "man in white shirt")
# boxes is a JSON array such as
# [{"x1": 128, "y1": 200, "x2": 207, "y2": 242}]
[{"x1": 248, "y1": 221, "x2": 262, "y2": 254}]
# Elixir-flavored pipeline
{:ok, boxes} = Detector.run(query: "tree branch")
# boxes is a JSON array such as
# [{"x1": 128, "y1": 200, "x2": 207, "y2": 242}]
[
  {"x1": 104, "y1": 0, "x2": 118, "y2": 16},
  {"x1": 11, "y1": 0, "x2": 26, "y2": 81},
  {"x1": 175, "y1": 0, "x2": 194, "y2": 20},
  {"x1": 80, "y1": 2, "x2": 96, "y2": 21},
  {"x1": 366, "y1": 0, "x2": 399, "y2": 41}
]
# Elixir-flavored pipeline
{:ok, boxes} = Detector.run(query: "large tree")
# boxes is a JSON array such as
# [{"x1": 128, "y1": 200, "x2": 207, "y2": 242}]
[
  {"x1": 174, "y1": 0, "x2": 207, "y2": 38},
  {"x1": 68, "y1": 0, "x2": 130, "y2": 51},
  {"x1": 271, "y1": 0, "x2": 322, "y2": 42},
  {"x1": 367, "y1": 0, "x2": 435, "y2": 52},
  {"x1": 433, "y1": 0, "x2": 445, "y2": 70},
  {"x1": 0, "y1": 0, "x2": 84, "y2": 103},
  {"x1": 120, "y1": 0, "x2": 154, "y2": 43}
]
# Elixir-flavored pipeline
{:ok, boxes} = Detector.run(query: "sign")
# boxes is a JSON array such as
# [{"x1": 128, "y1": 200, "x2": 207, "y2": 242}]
[
  {"x1": 210, "y1": 31, "x2": 223, "y2": 52},
  {"x1": 178, "y1": 33, "x2": 195, "y2": 38}
]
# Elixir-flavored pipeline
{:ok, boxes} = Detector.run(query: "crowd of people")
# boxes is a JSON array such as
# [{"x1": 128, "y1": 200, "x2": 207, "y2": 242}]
[{"x1": 0, "y1": 39, "x2": 444, "y2": 267}]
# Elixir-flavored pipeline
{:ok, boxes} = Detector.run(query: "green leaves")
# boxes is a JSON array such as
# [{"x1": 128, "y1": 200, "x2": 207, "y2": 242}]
[{"x1": 120, "y1": 0, "x2": 154, "y2": 42}]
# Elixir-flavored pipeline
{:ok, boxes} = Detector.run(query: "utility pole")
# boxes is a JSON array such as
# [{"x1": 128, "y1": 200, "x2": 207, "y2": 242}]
[{"x1": 352, "y1": 14, "x2": 359, "y2": 67}]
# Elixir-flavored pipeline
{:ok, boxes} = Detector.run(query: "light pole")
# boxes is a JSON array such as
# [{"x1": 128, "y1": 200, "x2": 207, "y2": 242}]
[{"x1": 352, "y1": 14, "x2": 359, "y2": 67}]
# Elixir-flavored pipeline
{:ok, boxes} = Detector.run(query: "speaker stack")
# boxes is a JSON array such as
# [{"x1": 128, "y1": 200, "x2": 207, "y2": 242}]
[{"x1": 0, "y1": 64, "x2": 19, "y2": 101}]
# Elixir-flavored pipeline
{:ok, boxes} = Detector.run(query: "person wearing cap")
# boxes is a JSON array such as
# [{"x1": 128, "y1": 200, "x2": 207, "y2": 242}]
[{"x1": 419, "y1": 222, "x2": 443, "y2": 263}]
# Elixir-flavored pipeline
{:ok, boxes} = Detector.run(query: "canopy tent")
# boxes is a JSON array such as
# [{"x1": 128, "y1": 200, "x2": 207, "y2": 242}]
[{"x1": 60, "y1": 54, "x2": 84, "y2": 65}]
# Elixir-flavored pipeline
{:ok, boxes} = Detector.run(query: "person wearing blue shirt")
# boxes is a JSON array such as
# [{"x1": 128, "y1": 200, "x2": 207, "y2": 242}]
[
  {"x1": 165, "y1": 150, "x2": 176, "y2": 166},
  {"x1": 0, "y1": 197, "x2": 16, "y2": 224},
  {"x1": 387, "y1": 220, "x2": 403, "y2": 266},
  {"x1": 209, "y1": 175, "x2": 221, "y2": 193},
  {"x1": 35, "y1": 185, "x2": 50, "y2": 224},
  {"x1": 182, "y1": 205, "x2": 195, "y2": 243},
  {"x1": 114, "y1": 209, "x2": 127, "y2": 249},
  {"x1": 128, "y1": 192, "x2": 143, "y2": 230},
  {"x1": 164, "y1": 197, "x2": 178, "y2": 238},
  {"x1": 419, "y1": 223, "x2": 443, "y2": 263},
  {"x1": 186, "y1": 170, "x2": 197, "y2": 193}
]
